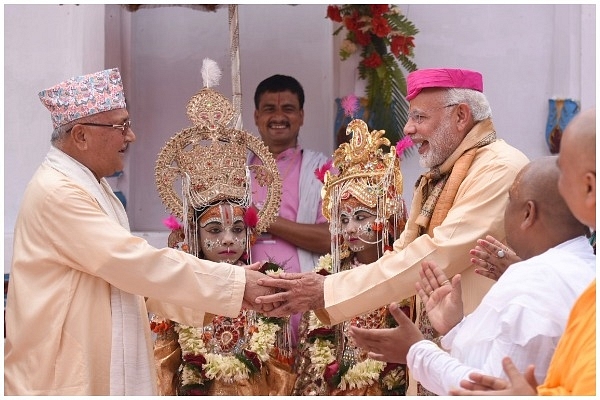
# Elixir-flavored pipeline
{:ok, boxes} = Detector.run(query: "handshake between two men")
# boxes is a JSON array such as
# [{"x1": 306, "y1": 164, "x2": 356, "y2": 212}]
[{"x1": 243, "y1": 266, "x2": 326, "y2": 315}]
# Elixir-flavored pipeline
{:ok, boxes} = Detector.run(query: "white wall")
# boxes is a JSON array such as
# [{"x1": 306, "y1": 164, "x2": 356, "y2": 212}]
[
  {"x1": 4, "y1": 4, "x2": 596, "y2": 272},
  {"x1": 391, "y1": 4, "x2": 597, "y2": 207},
  {"x1": 124, "y1": 4, "x2": 335, "y2": 231},
  {"x1": 4, "y1": 4, "x2": 107, "y2": 272}
]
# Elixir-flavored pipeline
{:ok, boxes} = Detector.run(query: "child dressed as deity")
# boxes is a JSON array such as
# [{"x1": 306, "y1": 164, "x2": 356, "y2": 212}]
[
  {"x1": 152, "y1": 204, "x2": 293, "y2": 396},
  {"x1": 151, "y1": 58, "x2": 294, "y2": 396},
  {"x1": 293, "y1": 116, "x2": 414, "y2": 396}
]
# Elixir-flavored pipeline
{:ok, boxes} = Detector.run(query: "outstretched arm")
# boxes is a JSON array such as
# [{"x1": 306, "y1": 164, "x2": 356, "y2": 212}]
[
  {"x1": 243, "y1": 268, "x2": 281, "y2": 312},
  {"x1": 254, "y1": 272, "x2": 326, "y2": 316}
]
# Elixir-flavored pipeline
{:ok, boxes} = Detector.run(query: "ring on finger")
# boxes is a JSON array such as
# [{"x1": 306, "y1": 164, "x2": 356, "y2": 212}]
[
  {"x1": 440, "y1": 279, "x2": 450, "y2": 286},
  {"x1": 497, "y1": 249, "x2": 506, "y2": 258}
]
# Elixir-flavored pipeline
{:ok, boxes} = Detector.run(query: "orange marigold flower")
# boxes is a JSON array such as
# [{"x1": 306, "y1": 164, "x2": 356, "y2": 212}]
[
  {"x1": 371, "y1": 15, "x2": 391, "y2": 38},
  {"x1": 326, "y1": 5, "x2": 343, "y2": 22}
]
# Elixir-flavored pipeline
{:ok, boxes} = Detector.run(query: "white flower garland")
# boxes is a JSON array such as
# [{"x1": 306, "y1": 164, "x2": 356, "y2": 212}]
[
  {"x1": 248, "y1": 319, "x2": 280, "y2": 362},
  {"x1": 339, "y1": 358, "x2": 385, "y2": 390},
  {"x1": 176, "y1": 317, "x2": 280, "y2": 386},
  {"x1": 316, "y1": 254, "x2": 334, "y2": 273},
  {"x1": 304, "y1": 253, "x2": 398, "y2": 391}
]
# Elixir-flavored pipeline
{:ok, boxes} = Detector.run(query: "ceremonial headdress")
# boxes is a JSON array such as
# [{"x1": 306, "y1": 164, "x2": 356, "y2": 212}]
[
  {"x1": 319, "y1": 95, "x2": 411, "y2": 271},
  {"x1": 406, "y1": 68, "x2": 483, "y2": 101},
  {"x1": 39, "y1": 68, "x2": 126, "y2": 128},
  {"x1": 155, "y1": 59, "x2": 281, "y2": 257}
]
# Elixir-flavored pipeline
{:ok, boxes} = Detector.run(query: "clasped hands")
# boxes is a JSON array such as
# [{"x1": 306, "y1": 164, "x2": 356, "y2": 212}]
[{"x1": 243, "y1": 262, "x2": 326, "y2": 315}]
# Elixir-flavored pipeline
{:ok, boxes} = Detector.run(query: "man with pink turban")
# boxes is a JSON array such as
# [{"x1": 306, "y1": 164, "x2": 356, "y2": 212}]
[{"x1": 255, "y1": 67, "x2": 529, "y2": 393}]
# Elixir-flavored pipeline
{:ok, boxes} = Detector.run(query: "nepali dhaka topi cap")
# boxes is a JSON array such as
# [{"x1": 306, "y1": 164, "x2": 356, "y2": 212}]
[
  {"x1": 38, "y1": 68, "x2": 126, "y2": 129},
  {"x1": 406, "y1": 68, "x2": 483, "y2": 101}
]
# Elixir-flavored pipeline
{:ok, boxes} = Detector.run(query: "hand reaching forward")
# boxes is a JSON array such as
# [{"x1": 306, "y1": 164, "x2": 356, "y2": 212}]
[
  {"x1": 348, "y1": 302, "x2": 423, "y2": 364},
  {"x1": 254, "y1": 272, "x2": 326, "y2": 317},
  {"x1": 415, "y1": 260, "x2": 463, "y2": 335},
  {"x1": 449, "y1": 357, "x2": 538, "y2": 396},
  {"x1": 243, "y1": 267, "x2": 280, "y2": 312},
  {"x1": 470, "y1": 235, "x2": 520, "y2": 281}
]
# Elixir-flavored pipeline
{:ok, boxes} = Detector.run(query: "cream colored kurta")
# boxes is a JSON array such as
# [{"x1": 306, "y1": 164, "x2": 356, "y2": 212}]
[
  {"x1": 317, "y1": 138, "x2": 529, "y2": 325},
  {"x1": 4, "y1": 157, "x2": 246, "y2": 395}
]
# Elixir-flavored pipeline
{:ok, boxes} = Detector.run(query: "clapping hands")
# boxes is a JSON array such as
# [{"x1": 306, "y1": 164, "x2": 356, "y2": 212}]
[{"x1": 415, "y1": 260, "x2": 464, "y2": 335}]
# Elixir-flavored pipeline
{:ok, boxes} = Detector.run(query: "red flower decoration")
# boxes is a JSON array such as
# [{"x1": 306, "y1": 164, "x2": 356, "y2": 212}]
[
  {"x1": 184, "y1": 353, "x2": 207, "y2": 369},
  {"x1": 369, "y1": 4, "x2": 389, "y2": 16},
  {"x1": 362, "y1": 52, "x2": 383, "y2": 69},
  {"x1": 353, "y1": 29, "x2": 371, "y2": 46},
  {"x1": 326, "y1": 5, "x2": 342, "y2": 22},
  {"x1": 324, "y1": 360, "x2": 341, "y2": 388},
  {"x1": 259, "y1": 261, "x2": 284, "y2": 274},
  {"x1": 242, "y1": 349, "x2": 262, "y2": 372},
  {"x1": 325, "y1": 5, "x2": 419, "y2": 148},
  {"x1": 243, "y1": 206, "x2": 259, "y2": 229},
  {"x1": 307, "y1": 327, "x2": 336, "y2": 341},
  {"x1": 371, "y1": 15, "x2": 391, "y2": 38},
  {"x1": 343, "y1": 10, "x2": 361, "y2": 33},
  {"x1": 314, "y1": 159, "x2": 333, "y2": 183},
  {"x1": 391, "y1": 35, "x2": 415, "y2": 57}
]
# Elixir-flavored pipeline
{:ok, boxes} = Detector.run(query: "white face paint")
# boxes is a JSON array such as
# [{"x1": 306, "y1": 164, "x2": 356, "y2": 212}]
[
  {"x1": 340, "y1": 204, "x2": 379, "y2": 254},
  {"x1": 199, "y1": 204, "x2": 247, "y2": 264}
]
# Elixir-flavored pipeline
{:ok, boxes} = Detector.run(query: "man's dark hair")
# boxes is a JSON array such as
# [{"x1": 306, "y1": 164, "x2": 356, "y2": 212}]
[{"x1": 254, "y1": 74, "x2": 305, "y2": 110}]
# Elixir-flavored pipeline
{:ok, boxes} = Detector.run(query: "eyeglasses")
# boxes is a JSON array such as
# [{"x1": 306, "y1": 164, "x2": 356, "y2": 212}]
[
  {"x1": 77, "y1": 120, "x2": 132, "y2": 134},
  {"x1": 407, "y1": 104, "x2": 458, "y2": 125}
]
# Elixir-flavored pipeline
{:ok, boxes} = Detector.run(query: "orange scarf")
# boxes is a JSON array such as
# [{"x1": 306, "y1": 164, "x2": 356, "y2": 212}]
[{"x1": 399, "y1": 118, "x2": 497, "y2": 247}]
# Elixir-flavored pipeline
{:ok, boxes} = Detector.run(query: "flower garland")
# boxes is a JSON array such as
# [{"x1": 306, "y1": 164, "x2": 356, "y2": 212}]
[
  {"x1": 299, "y1": 254, "x2": 406, "y2": 393},
  {"x1": 326, "y1": 4, "x2": 419, "y2": 146},
  {"x1": 174, "y1": 261, "x2": 288, "y2": 395},
  {"x1": 176, "y1": 316, "x2": 282, "y2": 394}
]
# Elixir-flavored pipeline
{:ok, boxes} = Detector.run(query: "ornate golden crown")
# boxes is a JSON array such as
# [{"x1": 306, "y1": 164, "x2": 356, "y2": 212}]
[
  {"x1": 322, "y1": 118, "x2": 404, "y2": 221},
  {"x1": 155, "y1": 65, "x2": 281, "y2": 234}
]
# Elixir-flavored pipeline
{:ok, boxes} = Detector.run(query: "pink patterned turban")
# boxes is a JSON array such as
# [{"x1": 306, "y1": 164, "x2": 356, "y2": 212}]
[
  {"x1": 38, "y1": 68, "x2": 126, "y2": 128},
  {"x1": 406, "y1": 68, "x2": 483, "y2": 101}
]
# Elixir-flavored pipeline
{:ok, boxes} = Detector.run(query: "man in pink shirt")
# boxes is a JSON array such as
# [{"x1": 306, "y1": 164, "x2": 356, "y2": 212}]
[{"x1": 249, "y1": 75, "x2": 331, "y2": 346}]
